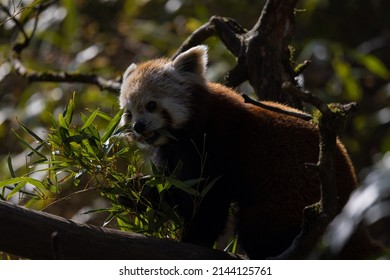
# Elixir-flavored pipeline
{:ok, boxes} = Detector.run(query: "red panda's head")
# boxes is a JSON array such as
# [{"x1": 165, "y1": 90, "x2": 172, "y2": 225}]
[{"x1": 119, "y1": 45, "x2": 208, "y2": 147}]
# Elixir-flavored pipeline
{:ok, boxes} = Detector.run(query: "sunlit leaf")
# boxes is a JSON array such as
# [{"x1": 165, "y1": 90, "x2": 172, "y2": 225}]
[
  {"x1": 102, "y1": 109, "x2": 123, "y2": 143},
  {"x1": 332, "y1": 56, "x2": 362, "y2": 101},
  {"x1": 350, "y1": 50, "x2": 390, "y2": 80},
  {"x1": 6, "y1": 181, "x2": 27, "y2": 200},
  {"x1": 0, "y1": 178, "x2": 26, "y2": 189},
  {"x1": 64, "y1": 94, "x2": 75, "y2": 125},
  {"x1": 81, "y1": 108, "x2": 100, "y2": 131}
]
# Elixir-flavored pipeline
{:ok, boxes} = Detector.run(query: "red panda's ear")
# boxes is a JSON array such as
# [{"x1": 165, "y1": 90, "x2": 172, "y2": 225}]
[
  {"x1": 123, "y1": 63, "x2": 137, "y2": 79},
  {"x1": 173, "y1": 45, "x2": 208, "y2": 77}
]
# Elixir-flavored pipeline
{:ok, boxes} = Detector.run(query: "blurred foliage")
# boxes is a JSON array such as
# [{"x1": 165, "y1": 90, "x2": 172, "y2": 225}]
[
  {"x1": 0, "y1": 0, "x2": 390, "y2": 256},
  {"x1": 321, "y1": 151, "x2": 390, "y2": 257}
]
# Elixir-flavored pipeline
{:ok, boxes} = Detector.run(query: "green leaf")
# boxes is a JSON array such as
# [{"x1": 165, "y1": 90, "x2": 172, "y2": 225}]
[
  {"x1": 58, "y1": 112, "x2": 67, "y2": 129},
  {"x1": 7, "y1": 154, "x2": 16, "y2": 178},
  {"x1": 24, "y1": 177, "x2": 47, "y2": 190},
  {"x1": 81, "y1": 108, "x2": 100, "y2": 130},
  {"x1": 102, "y1": 109, "x2": 123, "y2": 143},
  {"x1": 82, "y1": 208, "x2": 111, "y2": 215},
  {"x1": 64, "y1": 94, "x2": 75, "y2": 125},
  {"x1": 0, "y1": 178, "x2": 26, "y2": 189},
  {"x1": 6, "y1": 181, "x2": 27, "y2": 200},
  {"x1": 332, "y1": 56, "x2": 362, "y2": 101},
  {"x1": 12, "y1": 129, "x2": 47, "y2": 159},
  {"x1": 18, "y1": 121, "x2": 44, "y2": 143},
  {"x1": 88, "y1": 109, "x2": 113, "y2": 121},
  {"x1": 64, "y1": 133, "x2": 91, "y2": 144},
  {"x1": 350, "y1": 50, "x2": 390, "y2": 79},
  {"x1": 49, "y1": 112, "x2": 59, "y2": 130},
  {"x1": 103, "y1": 211, "x2": 117, "y2": 227},
  {"x1": 165, "y1": 177, "x2": 200, "y2": 197},
  {"x1": 201, "y1": 176, "x2": 221, "y2": 198},
  {"x1": 27, "y1": 142, "x2": 46, "y2": 157}
]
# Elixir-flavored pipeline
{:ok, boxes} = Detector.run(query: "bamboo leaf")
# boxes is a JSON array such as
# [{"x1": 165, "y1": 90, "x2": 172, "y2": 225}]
[
  {"x1": 6, "y1": 182, "x2": 25, "y2": 200},
  {"x1": 201, "y1": 176, "x2": 221, "y2": 198},
  {"x1": 183, "y1": 178, "x2": 205, "y2": 188},
  {"x1": 7, "y1": 154, "x2": 16, "y2": 178},
  {"x1": 81, "y1": 108, "x2": 100, "y2": 130},
  {"x1": 82, "y1": 208, "x2": 111, "y2": 215},
  {"x1": 332, "y1": 56, "x2": 362, "y2": 101},
  {"x1": 103, "y1": 211, "x2": 116, "y2": 227},
  {"x1": 165, "y1": 177, "x2": 200, "y2": 197},
  {"x1": 6, "y1": 181, "x2": 27, "y2": 200},
  {"x1": 18, "y1": 121, "x2": 44, "y2": 143},
  {"x1": 58, "y1": 112, "x2": 67, "y2": 129},
  {"x1": 24, "y1": 177, "x2": 47, "y2": 190},
  {"x1": 102, "y1": 109, "x2": 123, "y2": 143},
  {"x1": 64, "y1": 94, "x2": 75, "y2": 125},
  {"x1": 0, "y1": 178, "x2": 26, "y2": 189},
  {"x1": 12, "y1": 129, "x2": 47, "y2": 159},
  {"x1": 350, "y1": 50, "x2": 390, "y2": 79}
]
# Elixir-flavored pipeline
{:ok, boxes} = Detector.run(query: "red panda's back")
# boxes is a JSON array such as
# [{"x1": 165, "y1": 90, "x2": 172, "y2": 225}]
[{"x1": 205, "y1": 82, "x2": 357, "y2": 258}]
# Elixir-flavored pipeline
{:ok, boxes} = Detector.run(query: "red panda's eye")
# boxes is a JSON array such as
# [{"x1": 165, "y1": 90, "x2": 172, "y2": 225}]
[
  {"x1": 146, "y1": 101, "x2": 157, "y2": 112},
  {"x1": 125, "y1": 110, "x2": 132, "y2": 120}
]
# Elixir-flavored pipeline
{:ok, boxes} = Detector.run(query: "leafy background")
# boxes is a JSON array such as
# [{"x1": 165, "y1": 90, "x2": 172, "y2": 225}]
[{"x1": 0, "y1": 0, "x2": 390, "y2": 254}]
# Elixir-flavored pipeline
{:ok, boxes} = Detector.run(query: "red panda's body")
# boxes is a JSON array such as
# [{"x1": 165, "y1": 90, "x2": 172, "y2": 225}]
[
  {"x1": 119, "y1": 46, "x2": 375, "y2": 259},
  {"x1": 159, "y1": 82, "x2": 355, "y2": 258}
]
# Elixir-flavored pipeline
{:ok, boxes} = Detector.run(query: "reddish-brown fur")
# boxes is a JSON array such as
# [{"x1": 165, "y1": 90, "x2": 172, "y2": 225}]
[{"x1": 177, "y1": 82, "x2": 357, "y2": 258}]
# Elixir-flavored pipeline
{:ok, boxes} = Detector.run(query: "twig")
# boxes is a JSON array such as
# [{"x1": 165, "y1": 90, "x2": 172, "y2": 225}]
[
  {"x1": 0, "y1": 2, "x2": 29, "y2": 42},
  {"x1": 14, "y1": 58, "x2": 122, "y2": 93},
  {"x1": 2, "y1": 1, "x2": 121, "y2": 93}
]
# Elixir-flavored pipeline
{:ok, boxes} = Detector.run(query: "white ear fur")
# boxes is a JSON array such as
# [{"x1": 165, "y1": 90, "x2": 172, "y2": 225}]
[
  {"x1": 123, "y1": 63, "x2": 137, "y2": 79},
  {"x1": 172, "y1": 45, "x2": 208, "y2": 77}
]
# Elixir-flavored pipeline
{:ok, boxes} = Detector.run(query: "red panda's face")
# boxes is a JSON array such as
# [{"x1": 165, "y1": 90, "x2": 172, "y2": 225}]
[{"x1": 119, "y1": 46, "x2": 208, "y2": 147}]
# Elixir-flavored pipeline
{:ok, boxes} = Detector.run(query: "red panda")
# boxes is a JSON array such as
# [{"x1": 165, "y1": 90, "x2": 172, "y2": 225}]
[{"x1": 119, "y1": 45, "x2": 370, "y2": 259}]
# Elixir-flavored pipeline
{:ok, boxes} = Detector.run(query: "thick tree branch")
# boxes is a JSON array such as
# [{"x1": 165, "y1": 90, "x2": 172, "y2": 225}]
[
  {"x1": 0, "y1": 200, "x2": 241, "y2": 260},
  {"x1": 244, "y1": 0, "x2": 301, "y2": 107},
  {"x1": 172, "y1": 16, "x2": 246, "y2": 59},
  {"x1": 275, "y1": 81, "x2": 357, "y2": 259},
  {"x1": 175, "y1": 0, "x2": 301, "y2": 108}
]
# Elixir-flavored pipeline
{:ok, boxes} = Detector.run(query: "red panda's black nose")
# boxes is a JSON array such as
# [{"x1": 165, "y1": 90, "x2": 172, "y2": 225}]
[{"x1": 133, "y1": 121, "x2": 145, "y2": 133}]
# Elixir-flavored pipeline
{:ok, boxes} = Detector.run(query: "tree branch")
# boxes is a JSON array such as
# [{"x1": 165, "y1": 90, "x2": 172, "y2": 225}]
[
  {"x1": 14, "y1": 58, "x2": 121, "y2": 93},
  {"x1": 175, "y1": 0, "x2": 301, "y2": 108},
  {"x1": 172, "y1": 16, "x2": 246, "y2": 59},
  {"x1": 0, "y1": 200, "x2": 241, "y2": 260},
  {"x1": 274, "y1": 81, "x2": 357, "y2": 259}
]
